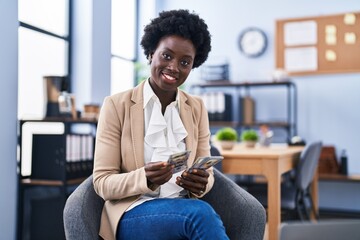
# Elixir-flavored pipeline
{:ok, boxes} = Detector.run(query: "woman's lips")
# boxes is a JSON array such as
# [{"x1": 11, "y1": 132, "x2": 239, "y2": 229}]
[{"x1": 162, "y1": 72, "x2": 178, "y2": 83}]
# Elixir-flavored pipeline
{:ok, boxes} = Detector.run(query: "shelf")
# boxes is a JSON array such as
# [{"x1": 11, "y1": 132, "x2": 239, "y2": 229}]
[
  {"x1": 20, "y1": 117, "x2": 97, "y2": 124},
  {"x1": 319, "y1": 173, "x2": 360, "y2": 182},
  {"x1": 191, "y1": 80, "x2": 295, "y2": 88},
  {"x1": 21, "y1": 177, "x2": 87, "y2": 186},
  {"x1": 245, "y1": 122, "x2": 292, "y2": 128},
  {"x1": 209, "y1": 122, "x2": 292, "y2": 131},
  {"x1": 191, "y1": 80, "x2": 297, "y2": 142},
  {"x1": 17, "y1": 119, "x2": 96, "y2": 240},
  {"x1": 209, "y1": 121, "x2": 239, "y2": 128}
]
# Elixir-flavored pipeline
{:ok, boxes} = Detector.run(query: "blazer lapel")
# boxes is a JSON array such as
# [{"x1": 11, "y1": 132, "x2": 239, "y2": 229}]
[
  {"x1": 130, "y1": 82, "x2": 145, "y2": 168},
  {"x1": 179, "y1": 91, "x2": 194, "y2": 153}
]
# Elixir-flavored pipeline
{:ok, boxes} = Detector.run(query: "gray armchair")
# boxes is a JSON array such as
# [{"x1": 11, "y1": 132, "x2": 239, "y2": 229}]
[{"x1": 64, "y1": 168, "x2": 266, "y2": 240}]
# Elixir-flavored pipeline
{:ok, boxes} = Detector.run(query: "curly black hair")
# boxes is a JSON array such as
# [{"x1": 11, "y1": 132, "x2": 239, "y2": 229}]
[{"x1": 140, "y1": 9, "x2": 212, "y2": 69}]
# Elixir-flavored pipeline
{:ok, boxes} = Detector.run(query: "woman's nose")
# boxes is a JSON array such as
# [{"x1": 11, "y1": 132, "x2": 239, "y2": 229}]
[{"x1": 167, "y1": 60, "x2": 180, "y2": 72}]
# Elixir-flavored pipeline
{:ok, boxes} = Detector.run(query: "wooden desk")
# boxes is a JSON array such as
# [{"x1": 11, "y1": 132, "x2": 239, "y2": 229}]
[{"x1": 219, "y1": 144, "x2": 317, "y2": 240}]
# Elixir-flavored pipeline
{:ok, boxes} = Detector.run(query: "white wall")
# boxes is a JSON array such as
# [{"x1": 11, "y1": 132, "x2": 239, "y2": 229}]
[
  {"x1": 72, "y1": 0, "x2": 111, "y2": 110},
  {"x1": 91, "y1": 0, "x2": 111, "y2": 104},
  {"x1": 138, "y1": 0, "x2": 157, "y2": 63},
  {"x1": 72, "y1": 0, "x2": 93, "y2": 109},
  {"x1": 156, "y1": 0, "x2": 360, "y2": 174},
  {"x1": 0, "y1": 0, "x2": 18, "y2": 239}
]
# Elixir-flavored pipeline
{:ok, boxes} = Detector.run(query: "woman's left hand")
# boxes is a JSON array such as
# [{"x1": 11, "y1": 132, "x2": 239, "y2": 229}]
[{"x1": 176, "y1": 169, "x2": 209, "y2": 195}]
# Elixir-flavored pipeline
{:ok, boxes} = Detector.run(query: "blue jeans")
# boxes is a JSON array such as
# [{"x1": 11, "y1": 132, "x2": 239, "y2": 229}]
[{"x1": 117, "y1": 198, "x2": 229, "y2": 240}]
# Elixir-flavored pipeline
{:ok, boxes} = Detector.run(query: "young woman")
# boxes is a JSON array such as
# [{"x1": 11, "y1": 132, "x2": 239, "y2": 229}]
[{"x1": 93, "y1": 9, "x2": 229, "y2": 240}]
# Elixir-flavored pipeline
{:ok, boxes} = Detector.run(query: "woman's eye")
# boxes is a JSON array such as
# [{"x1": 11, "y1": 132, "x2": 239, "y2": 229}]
[
  {"x1": 162, "y1": 53, "x2": 171, "y2": 60},
  {"x1": 181, "y1": 60, "x2": 190, "y2": 67}
]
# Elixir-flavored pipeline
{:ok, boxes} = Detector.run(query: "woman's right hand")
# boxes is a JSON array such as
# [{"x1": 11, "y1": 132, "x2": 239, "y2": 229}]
[{"x1": 145, "y1": 162, "x2": 173, "y2": 186}]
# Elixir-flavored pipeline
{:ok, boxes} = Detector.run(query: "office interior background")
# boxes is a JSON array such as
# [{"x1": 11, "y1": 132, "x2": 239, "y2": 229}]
[{"x1": 1, "y1": 0, "x2": 360, "y2": 239}]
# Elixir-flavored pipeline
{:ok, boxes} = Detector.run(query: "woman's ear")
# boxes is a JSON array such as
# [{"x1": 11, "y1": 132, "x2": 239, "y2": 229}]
[{"x1": 148, "y1": 53, "x2": 153, "y2": 64}]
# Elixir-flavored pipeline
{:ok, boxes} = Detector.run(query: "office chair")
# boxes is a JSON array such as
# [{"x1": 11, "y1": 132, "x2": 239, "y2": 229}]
[
  {"x1": 63, "y1": 146, "x2": 266, "y2": 240},
  {"x1": 248, "y1": 141, "x2": 323, "y2": 221}
]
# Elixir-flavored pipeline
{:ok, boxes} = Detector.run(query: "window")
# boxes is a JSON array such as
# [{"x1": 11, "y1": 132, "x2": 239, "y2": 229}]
[
  {"x1": 111, "y1": 0, "x2": 138, "y2": 94},
  {"x1": 18, "y1": 0, "x2": 70, "y2": 119}
]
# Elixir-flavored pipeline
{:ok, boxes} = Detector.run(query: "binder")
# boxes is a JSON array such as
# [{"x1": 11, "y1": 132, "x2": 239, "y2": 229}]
[
  {"x1": 202, "y1": 92, "x2": 233, "y2": 121},
  {"x1": 31, "y1": 134, "x2": 65, "y2": 180},
  {"x1": 242, "y1": 96, "x2": 255, "y2": 124}
]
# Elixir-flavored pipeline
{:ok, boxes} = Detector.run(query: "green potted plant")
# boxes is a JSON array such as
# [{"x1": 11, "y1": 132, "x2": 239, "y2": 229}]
[
  {"x1": 241, "y1": 129, "x2": 259, "y2": 148},
  {"x1": 215, "y1": 127, "x2": 238, "y2": 150}
]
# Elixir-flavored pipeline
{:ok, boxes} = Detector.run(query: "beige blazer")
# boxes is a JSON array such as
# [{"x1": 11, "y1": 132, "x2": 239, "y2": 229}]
[{"x1": 93, "y1": 81, "x2": 214, "y2": 240}]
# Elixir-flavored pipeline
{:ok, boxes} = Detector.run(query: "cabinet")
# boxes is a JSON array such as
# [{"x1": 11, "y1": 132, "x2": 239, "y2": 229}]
[
  {"x1": 190, "y1": 81, "x2": 297, "y2": 142},
  {"x1": 17, "y1": 118, "x2": 97, "y2": 240}
]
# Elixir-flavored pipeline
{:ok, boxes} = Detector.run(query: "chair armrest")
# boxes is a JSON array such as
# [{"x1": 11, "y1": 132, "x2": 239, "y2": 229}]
[
  {"x1": 202, "y1": 168, "x2": 266, "y2": 240},
  {"x1": 63, "y1": 175, "x2": 104, "y2": 240}
]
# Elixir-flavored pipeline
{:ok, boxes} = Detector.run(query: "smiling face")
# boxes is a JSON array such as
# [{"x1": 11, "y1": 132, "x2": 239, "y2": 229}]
[{"x1": 149, "y1": 35, "x2": 196, "y2": 99}]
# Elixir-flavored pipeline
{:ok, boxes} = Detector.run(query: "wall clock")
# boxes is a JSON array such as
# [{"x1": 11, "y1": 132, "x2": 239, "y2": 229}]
[{"x1": 238, "y1": 27, "x2": 267, "y2": 58}]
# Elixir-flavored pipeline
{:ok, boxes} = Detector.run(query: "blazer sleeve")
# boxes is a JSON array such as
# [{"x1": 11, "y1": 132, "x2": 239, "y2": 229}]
[{"x1": 93, "y1": 96, "x2": 153, "y2": 201}]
